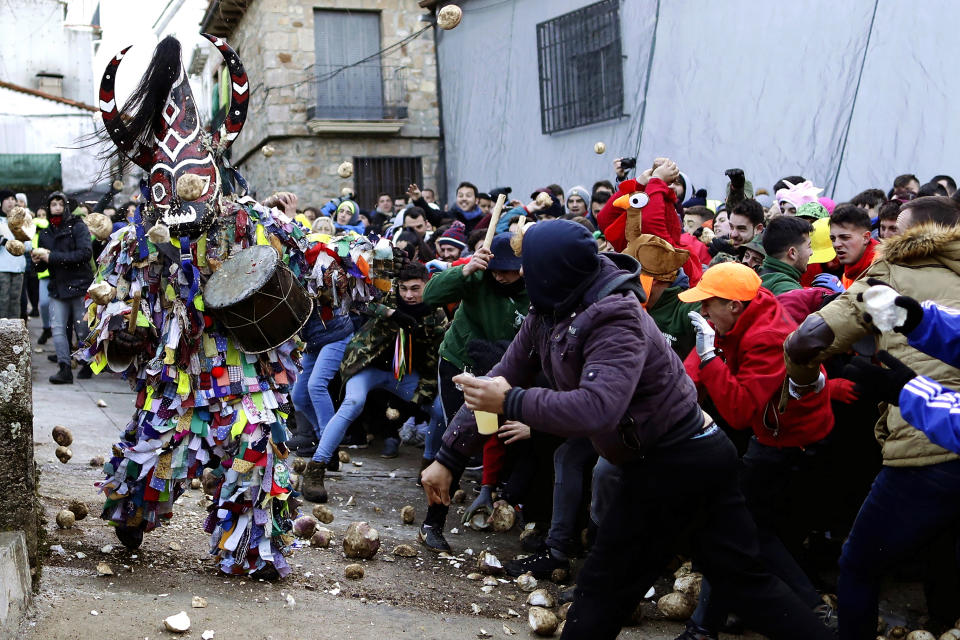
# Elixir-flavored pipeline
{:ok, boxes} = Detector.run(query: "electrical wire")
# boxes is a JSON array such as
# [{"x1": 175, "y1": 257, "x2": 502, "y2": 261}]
[
  {"x1": 633, "y1": 0, "x2": 661, "y2": 160},
  {"x1": 251, "y1": 24, "x2": 433, "y2": 108},
  {"x1": 828, "y1": 0, "x2": 879, "y2": 199}
]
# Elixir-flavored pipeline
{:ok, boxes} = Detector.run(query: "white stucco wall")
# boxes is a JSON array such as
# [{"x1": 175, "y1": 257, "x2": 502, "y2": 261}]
[
  {"x1": 0, "y1": 86, "x2": 100, "y2": 192},
  {"x1": 0, "y1": 0, "x2": 94, "y2": 104}
]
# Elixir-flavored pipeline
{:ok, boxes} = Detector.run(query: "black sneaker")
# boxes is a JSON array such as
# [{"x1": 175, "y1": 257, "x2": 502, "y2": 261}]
[
  {"x1": 249, "y1": 563, "x2": 280, "y2": 581},
  {"x1": 38, "y1": 327, "x2": 51, "y2": 344},
  {"x1": 47, "y1": 354, "x2": 58, "y2": 363},
  {"x1": 341, "y1": 431, "x2": 369, "y2": 449},
  {"x1": 505, "y1": 548, "x2": 569, "y2": 579},
  {"x1": 286, "y1": 432, "x2": 318, "y2": 458},
  {"x1": 115, "y1": 525, "x2": 144, "y2": 550},
  {"x1": 77, "y1": 363, "x2": 93, "y2": 379},
  {"x1": 417, "y1": 523, "x2": 451, "y2": 553},
  {"x1": 812, "y1": 603, "x2": 838, "y2": 633},
  {"x1": 674, "y1": 622, "x2": 718, "y2": 640},
  {"x1": 49, "y1": 363, "x2": 73, "y2": 385}
]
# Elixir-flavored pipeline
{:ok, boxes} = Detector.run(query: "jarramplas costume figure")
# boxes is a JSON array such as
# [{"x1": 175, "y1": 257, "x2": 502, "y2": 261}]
[{"x1": 78, "y1": 35, "x2": 313, "y2": 579}]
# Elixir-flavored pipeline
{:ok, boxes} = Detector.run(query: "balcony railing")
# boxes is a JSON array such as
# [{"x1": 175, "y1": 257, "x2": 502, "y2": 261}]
[{"x1": 306, "y1": 63, "x2": 408, "y2": 121}]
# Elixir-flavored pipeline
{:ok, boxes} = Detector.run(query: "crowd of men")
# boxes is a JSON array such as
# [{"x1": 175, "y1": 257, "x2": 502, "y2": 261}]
[{"x1": 4, "y1": 161, "x2": 960, "y2": 640}]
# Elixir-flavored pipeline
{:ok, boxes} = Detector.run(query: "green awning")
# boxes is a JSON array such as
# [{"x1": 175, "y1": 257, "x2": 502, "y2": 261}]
[{"x1": 0, "y1": 153, "x2": 62, "y2": 190}]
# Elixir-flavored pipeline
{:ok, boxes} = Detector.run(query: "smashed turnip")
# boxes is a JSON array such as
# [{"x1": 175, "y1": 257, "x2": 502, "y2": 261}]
[
  {"x1": 292, "y1": 516, "x2": 318, "y2": 539},
  {"x1": 528, "y1": 607, "x2": 559, "y2": 637},
  {"x1": 343, "y1": 521, "x2": 380, "y2": 559},
  {"x1": 657, "y1": 592, "x2": 696, "y2": 620}
]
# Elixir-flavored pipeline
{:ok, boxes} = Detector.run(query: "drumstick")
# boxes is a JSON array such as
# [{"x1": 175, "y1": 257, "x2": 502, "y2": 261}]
[
  {"x1": 128, "y1": 291, "x2": 141, "y2": 333},
  {"x1": 482, "y1": 194, "x2": 508, "y2": 251}
]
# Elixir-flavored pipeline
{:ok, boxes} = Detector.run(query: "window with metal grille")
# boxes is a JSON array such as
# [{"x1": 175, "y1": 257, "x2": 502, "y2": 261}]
[
  {"x1": 353, "y1": 156, "x2": 423, "y2": 211},
  {"x1": 536, "y1": 0, "x2": 624, "y2": 134}
]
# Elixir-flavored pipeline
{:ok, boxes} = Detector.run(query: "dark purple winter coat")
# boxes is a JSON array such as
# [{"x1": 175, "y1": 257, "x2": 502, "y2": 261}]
[{"x1": 437, "y1": 255, "x2": 701, "y2": 468}]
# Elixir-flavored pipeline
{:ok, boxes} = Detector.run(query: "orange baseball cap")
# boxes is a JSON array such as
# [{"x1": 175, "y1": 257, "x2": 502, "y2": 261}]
[{"x1": 678, "y1": 262, "x2": 762, "y2": 303}]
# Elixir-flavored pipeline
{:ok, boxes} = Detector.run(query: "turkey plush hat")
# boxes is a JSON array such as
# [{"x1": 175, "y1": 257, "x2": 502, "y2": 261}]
[{"x1": 629, "y1": 234, "x2": 690, "y2": 282}]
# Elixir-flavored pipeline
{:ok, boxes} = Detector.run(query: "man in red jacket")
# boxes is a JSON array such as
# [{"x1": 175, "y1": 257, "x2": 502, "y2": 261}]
[{"x1": 678, "y1": 263, "x2": 836, "y2": 639}]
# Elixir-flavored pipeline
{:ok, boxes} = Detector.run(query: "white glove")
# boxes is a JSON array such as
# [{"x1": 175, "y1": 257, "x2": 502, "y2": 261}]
[{"x1": 688, "y1": 311, "x2": 717, "y2": 362}]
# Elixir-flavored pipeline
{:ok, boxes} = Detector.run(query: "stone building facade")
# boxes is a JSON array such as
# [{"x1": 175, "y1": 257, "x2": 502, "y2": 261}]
[{"x1": 200, "y1": 0, "x2": 442, "y2": 211}]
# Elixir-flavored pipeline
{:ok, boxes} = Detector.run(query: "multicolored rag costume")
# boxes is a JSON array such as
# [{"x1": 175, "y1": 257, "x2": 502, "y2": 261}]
[{"x1": 79, "y1": 34, "x2": 309, "y2": 578}]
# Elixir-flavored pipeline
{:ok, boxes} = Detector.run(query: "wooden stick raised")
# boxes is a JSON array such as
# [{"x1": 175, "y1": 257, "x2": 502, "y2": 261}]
[
  {"x1": 482, "y1": 193, "x2": 508, "y2": 251},
  {"x1": 127, "y1": 291, "x2": 141, "y2": 333}
]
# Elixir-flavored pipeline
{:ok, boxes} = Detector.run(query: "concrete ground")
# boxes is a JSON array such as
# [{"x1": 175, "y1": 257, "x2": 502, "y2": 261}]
[{"x1": 18, "y1": 319, "x2": 935, "y2": 639}]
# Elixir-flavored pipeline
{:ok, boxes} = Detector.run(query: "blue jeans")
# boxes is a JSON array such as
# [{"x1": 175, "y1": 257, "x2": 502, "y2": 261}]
[
  {"x1": 290, "y1": 333, "x2": 352, "y2": 439},
  {"x1": 50, "y1": 295, "x2": 88, "y2": 364},
  {"x1": 839, "y1": 460, "x2": 960, "y2": 640},
  {"x1": 312, "y1": 367, "x2": 420, "y2": 463},
  {"x1": 423, "y1": 395, "x2": 446, "y2": 461},
  {"x1": 38, "y1": 278, "x2": 50, "y2": 328}
]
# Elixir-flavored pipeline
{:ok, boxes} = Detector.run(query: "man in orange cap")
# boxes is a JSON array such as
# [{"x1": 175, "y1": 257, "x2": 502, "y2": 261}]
[{"x1": 677, "y1": 262, "x2": 837, "y2": 639}]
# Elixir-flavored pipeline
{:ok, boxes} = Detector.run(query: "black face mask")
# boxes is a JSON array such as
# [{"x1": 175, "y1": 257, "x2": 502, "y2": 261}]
[
  {"x1": 486, "y1": 272, "x2": 525, "y2": 298},
  {"x1": 396, "y1": 298, "x2": 430, "y2": 319}
]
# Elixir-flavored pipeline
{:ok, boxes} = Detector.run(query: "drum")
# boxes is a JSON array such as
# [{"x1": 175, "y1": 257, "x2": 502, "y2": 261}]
[{"x1": 204, "y1": 245, "x2": 313, "y2": 354}]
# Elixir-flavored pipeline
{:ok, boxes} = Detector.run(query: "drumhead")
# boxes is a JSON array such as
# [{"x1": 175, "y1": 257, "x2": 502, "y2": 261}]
[{"x1": 204, "y1": 244, "x2": 279, "y2": 309}]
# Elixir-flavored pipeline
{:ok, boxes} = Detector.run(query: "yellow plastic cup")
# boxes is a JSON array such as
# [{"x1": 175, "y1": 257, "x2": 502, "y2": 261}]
[
  {"x1": 476, "y1": 410, "x2": 499, "y2": 435},
  {"x1": 473, "y1": 375, "x2": 499, "y2": 434}
]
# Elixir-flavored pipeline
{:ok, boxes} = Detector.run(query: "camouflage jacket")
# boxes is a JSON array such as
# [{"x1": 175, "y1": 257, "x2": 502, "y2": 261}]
[{"x1": 340, "y1": 294, "x2": 448, "y2": 404}]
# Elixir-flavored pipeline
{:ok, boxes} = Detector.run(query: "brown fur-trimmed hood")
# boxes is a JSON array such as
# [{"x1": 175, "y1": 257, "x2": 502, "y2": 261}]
[{"x1": 878, "y1": 223, "x2": 960, "y2": 275}]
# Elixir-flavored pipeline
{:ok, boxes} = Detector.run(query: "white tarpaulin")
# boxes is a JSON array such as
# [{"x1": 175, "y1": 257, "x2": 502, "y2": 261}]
[{"x1": 436, "y1": 0, "x2": 957, "y2": 203}]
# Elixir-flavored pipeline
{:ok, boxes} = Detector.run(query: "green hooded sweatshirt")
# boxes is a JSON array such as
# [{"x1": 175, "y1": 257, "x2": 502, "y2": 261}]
[
  {"x1": 422, "y1": 265, "x2": 529, "y2": 371},
  {"x1": 646, "y1": 286, "x2": 699, "y2": 359},
  {"x1": 759, "y1": 255, "x2": 803, "y2": 295}
]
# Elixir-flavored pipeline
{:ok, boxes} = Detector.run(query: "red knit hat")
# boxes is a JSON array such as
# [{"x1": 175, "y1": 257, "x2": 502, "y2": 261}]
[{"x1": 437, "y1": 221, "x2": 467, "y2": 249}]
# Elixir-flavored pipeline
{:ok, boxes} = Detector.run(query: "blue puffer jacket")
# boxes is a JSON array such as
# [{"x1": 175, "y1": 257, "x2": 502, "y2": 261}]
[{"x1": 900, "y1": 302, "x2": 960, "y2": 452}]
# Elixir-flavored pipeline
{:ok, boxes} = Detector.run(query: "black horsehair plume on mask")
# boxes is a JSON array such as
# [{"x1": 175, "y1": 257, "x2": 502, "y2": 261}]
[{"x1": 89, "y1": 36, "x2": 183, "y2": 180}]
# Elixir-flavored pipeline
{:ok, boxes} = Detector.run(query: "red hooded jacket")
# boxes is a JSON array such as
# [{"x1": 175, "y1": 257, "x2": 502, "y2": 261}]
[
  {"x1": 684, "y1": 287, "x2": 834, "y2": 448},
  {"x1": 598, "y1": 178, "x2": 702, "y2": 284}
]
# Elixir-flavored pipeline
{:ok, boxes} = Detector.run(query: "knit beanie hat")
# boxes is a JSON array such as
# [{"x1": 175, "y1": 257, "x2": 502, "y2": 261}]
[
  {"x1": 683, "y1": 188, "x2": 708, "y2": 209},
  {"x1": 521, "y1": 219, "x2": 600, "y2": 314},
  {"x1": 530, "y1": 189, "x2": 564, "y2": 219},
  {"x1": 566, "y1": 185, "x2": 591, "y2": 210},
  {"x1": 437, "y1": 221, "x2": 467, "y2": 249}
]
